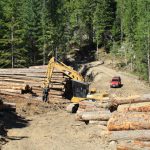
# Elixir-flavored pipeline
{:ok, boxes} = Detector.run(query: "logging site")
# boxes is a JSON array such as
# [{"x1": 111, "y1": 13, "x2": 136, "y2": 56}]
[
  {"x1": 0, "y1": 0, "x2": 150, "y2": 150},
  {"x1": 0, "y1": 56, "x2": 150, "y2": 150}
]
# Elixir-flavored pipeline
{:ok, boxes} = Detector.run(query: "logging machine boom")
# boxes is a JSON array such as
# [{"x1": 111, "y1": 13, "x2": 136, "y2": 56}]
[
  {"x1": 43, "y1": 57, "x2": 89, "y2": 102},
  {"x1": 43, "y1": 57, "x2": 84, "y2": 87},
  {"x1": 43, "y1": 57, "x2": 108, "y2": 102}
]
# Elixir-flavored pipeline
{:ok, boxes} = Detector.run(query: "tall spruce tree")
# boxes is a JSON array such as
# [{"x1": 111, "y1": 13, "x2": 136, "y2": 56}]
[
  {"x1": 0, "y1": 0, "x2": 26, "y2": 68},
  {"x1": 134, "y1": 0, "x2": 150, "y2": 80},
  {"x1": 93, "y1": 0, "x2": 116, "y2": 51}
]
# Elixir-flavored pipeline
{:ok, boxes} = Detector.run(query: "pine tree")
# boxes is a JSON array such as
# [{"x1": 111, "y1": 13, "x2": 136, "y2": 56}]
[
  {"x1": 0, "y1": 0, "x2": 27, "y2": 68},
  {"x1": 134, "y1": 0, "x2": 150, "y2": 80},
  {"x1": 93, "y1": 0, "x2": 116, "y2": 51}
]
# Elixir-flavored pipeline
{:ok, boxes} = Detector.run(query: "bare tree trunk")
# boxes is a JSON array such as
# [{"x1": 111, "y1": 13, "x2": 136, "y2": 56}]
[
  {"x1": 96, "y1": 40, "x2": 99, "y2": 60},
  {"x1": 131, "y1": 56, "x2": 133, "y2": 71},
  {"x1": 120, "y1": 0, "x2": 124, "y2": 43},
  {"x1": 42, "y1": 0, "x2": 46, "y2": 65},
  {"x1": 148, "y1": 26, "x2": 150, "y2": 85},
  {"x1": 11, "y1": 17, "x2": 14, "y2": 68}
]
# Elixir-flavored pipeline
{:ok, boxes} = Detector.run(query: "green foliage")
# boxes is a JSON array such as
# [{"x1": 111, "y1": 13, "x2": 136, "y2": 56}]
[{"x1": 0, "y1": 0, "x2": 149, "y2": 81}]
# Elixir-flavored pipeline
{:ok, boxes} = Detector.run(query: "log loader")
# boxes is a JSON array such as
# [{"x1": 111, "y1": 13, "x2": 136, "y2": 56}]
[{"x1": 43, "y1": 57, "x2": 107, "y2": 102}]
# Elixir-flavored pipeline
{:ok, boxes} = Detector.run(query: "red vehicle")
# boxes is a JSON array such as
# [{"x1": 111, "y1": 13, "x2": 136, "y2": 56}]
[{"x1": 110, "y1": 76, "x2": 121, "y2": 88}]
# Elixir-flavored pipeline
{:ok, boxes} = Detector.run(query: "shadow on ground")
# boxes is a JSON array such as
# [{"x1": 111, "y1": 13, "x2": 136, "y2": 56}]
[
  {"x1": 0, "y1": 110, "x2": 31, "y2": 130},
  {"x1": 0, "y1": 109, "x2": 30, "y2": 144}
]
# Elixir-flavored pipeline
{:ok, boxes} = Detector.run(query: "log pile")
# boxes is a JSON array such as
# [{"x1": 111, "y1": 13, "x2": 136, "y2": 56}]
[
  {"x1": 103, "y1": 94, "x2": 150, "y2": 150},
  {"x1": 67, "y1": 94, "x2": 150, "y2": 149},
  {"x1": 0, "y1": 66, "x2": 67, "y2": 101},
  {"x1": 74, "y1": 99, "x2": 111, "y2": 127}
]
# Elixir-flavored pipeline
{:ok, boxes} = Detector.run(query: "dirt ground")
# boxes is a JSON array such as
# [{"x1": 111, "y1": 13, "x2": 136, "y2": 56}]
[
  {"x1": 87, "y1": 62, "x2": 150, "y2": 97},
  {"x1": 3, "y1": 111, "x2": 110, "y2": 150},
  {"x1": 2, "y1": 63, "x2": 150, "y2": 150}
]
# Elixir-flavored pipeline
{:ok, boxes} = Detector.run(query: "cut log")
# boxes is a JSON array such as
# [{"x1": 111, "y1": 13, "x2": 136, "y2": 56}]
[
  {"x1": 112, "y1": 94, "x2": 150, "y2": 105},
  {"x1": 0, "y1": 91, "x2": 25, "y2": 97},
  {"x1": 0, "y1": 76, "x2": 44, "y2": 82},
  {"x1": 134, "y1": 140, "x2": 150, "y2": 147},
  {"x1": 81, "y1": 111, "x2": 111, "y2": 121},
  {"x1": 79, "y1": 100, "x2": 110, "y2": 109},
  {"x1": 103, "y1": 130, "x2": 150, "y2": 142},
  {"x1": 66, "y1": 103, "x2": 79, "y2": 113},
  {"x1": 75, "y1": 109, "x2": 85, "y2": 121},
  {"x1": 117, "y1": 102, "x2": 150, "y2": 112},
  {"x1": 29, "y1": 65, "x2": 47, "y2": 69},
  {"x1": 97, "y1": 125, "x2": 108, "y2": 130},
  {"x1": 117, "y1": 141, "x2": 150, "y2": 150},
  {"x1": 107, "y1": 112, "x2": 150, "y2": 131},
  {"x1": 49, "y1": 95, "x2": 62, "y2": 99},
  {"x1": 89, "y1": 120, "x2": 107, "y2": 126},
  {"x1": 0, "y1": 89, "x2": 22, "y2": 94},
  {"x1": 0, "y1": 85, "x2": 28, "y2": 90},
  {"x1": 0, "y1": 81, "x2": 28, "y2": 87}
]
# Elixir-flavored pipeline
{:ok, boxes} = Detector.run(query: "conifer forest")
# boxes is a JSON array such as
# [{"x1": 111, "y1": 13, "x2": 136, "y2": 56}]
[{"x1": 0, "y1": 0, "x2": 150, "y2": 80}]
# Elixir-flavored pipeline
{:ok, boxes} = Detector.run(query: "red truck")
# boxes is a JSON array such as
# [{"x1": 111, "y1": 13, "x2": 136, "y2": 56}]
[{"x1": 110, "y1": 76, "x2": 121, "y2": 88}]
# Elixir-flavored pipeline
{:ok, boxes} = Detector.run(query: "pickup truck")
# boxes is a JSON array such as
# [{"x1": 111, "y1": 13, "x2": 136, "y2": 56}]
[{"x1": 110, "y1": 76, "x2": 121, "y2": 88}]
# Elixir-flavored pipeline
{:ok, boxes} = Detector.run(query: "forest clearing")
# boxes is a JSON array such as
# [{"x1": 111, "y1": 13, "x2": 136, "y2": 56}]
[
  {"x1": 0, "y1": 0, "x2": 150, "y2": 150},
  {"x1": 0, "y1": 61, "x2": 150, "y2": 150}
]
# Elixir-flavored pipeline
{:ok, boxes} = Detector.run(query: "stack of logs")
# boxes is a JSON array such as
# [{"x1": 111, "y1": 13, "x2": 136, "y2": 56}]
[
  {"x1": 0, "y1": 66, "x2": 66, "y2": 101},
  {"x1": 74, "y1": 97, "x2": 111, "y2": 128},
  {"x1": 68, "y1": 94, "x2": 150, "y2": 150},
  {"x1": 105, "y1": 94, "x2": 150, "y2": 150}
]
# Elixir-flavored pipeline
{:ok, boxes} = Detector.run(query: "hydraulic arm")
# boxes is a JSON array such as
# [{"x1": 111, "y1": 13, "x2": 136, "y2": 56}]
[
  {"x1": 43, "y1": 57, "x2": 84, "y2": 88},
  {"x1": 42, "y1": 57, "x2": 86, "y2": 102}
]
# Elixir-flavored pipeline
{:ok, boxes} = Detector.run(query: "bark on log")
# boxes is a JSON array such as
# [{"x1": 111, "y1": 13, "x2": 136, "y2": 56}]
[
  {"x1": 89, "y1": 120, "x2": 107, "y2": 126},
  {"x1": 117, "y1": 102, "x2": 150, "y2": 112},
  {"x1": 0, "y1": 82, "x2": 28, "y2": 87},
  {"x1": 75, "y1": 109, "x2": 85, "y2": 121},
  {"x1": 0, "y1": 85, "x2": 28, "y2": 90},
  {"x1": 107, "y1": 112, "x2": 150, "y2": 131},
  {"x1": 112, "y1": 94, "x2": 150, "y2": 105},
  {"x1": 117, "y1": 141, "x2": 150, "y2": 150},
  {"x1": 102, "y1": 130, "x2": 150, "y2": 141},
  {"x1": 0, "y1": 91, "x2": 24, "y2": 97},
  {"x1": 29, "y1": 65, "x2": 47, "y2": 69},
  {"x1": 133, "y1": 140, "x2": 150, "y2": 147},
  {"x1": 0, "y1": 76, "x2": 44, "y2": 82},
  {"x1": 0, "y1": 89, "x2": 22, "y2": 94},
  {"x1": 79, "y1": 100, "x2": 110, "y2": 109},
  {"x1": 81, "y1": 111, "x2": 111, "y2": 121},
  {"x1": 66, "y1": 103, "x2": 79, "y2": 113}
]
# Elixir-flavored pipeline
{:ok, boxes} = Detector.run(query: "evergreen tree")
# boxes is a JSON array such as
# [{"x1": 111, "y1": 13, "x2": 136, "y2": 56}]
[
  {"x1": 0, "y1": 0, "x2": 27, "y2": 68},
  {"x1": 134, "y1": 0, "x2": 150, "y2": 79},
  {"x1": 93, "y1": 0, "x2": 116, "y2": 51}
]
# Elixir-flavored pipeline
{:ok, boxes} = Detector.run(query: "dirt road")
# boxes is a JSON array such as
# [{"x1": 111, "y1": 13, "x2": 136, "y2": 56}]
[
  {"x1": 2, "y1": 64, "x2": 150, "y2": 150},
  {"x1": 88, "y1": 63, "x2": 150, "y2": 97},
  {"x1": 3, "y1": 111, "x2": 109, "y2": 150}
]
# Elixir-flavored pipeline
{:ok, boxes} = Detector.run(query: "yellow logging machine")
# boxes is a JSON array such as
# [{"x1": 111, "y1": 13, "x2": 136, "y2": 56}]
[{"x1": 43, "y1": 57, "x2": 89, "y2": 102}]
